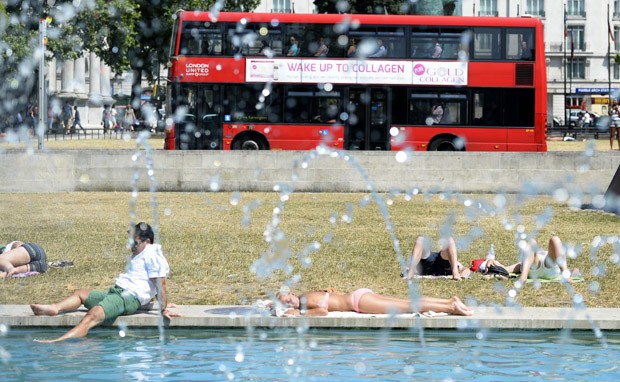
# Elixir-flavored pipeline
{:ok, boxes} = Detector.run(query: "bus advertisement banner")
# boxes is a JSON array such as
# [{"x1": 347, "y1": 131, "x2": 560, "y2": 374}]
[{"x1": 245, "y1": 59, "x2": 468, "y2": 86}]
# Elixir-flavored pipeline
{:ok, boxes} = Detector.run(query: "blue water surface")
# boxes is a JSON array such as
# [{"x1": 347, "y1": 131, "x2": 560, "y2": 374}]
[{"x1": 2, "y1": 328, "x2": 619, "y2": 381}]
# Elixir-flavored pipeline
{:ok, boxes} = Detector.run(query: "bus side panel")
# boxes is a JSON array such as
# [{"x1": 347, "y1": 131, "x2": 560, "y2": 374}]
[
  {"x1": 169, "y1": 57, "x2": 246, "y2": 83},
  {"x1": 222, "y1": 123, "x2": 345, "y2": 150},
  {"x1": 534, "y1": 21, "x2": 548, "y2": 152},
  {"x1": 506, "y1": 128, "x2": 545, "y2": 152},
  {"x1": 390, "y1": 126, "x2": 507, "y2": 151},
  {"x1": 468, "y1": 63, "x2": 519, "y2": 87}
]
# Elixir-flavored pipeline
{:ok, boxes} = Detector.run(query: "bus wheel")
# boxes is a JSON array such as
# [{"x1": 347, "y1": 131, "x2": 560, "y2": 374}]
[
  {"x1": 232, "y1": 134, "x2": 268, "y2": 150},
  {"x1": 428, "y1": 137, "x2": 460, "y2": 151}
]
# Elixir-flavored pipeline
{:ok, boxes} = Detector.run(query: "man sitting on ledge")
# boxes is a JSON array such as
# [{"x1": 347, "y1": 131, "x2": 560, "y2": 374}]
[{"x1": 30, "y1": 222, "x2": 179, "y2": 342}]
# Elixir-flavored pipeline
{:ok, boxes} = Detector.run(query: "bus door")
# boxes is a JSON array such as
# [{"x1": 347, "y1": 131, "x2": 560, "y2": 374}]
[
  {"x1": 195, "y1": 86, "x2": 222, "y2": 150},
  {"x1": 346, "y1": 87, "x2": 390, "y2": 150}
]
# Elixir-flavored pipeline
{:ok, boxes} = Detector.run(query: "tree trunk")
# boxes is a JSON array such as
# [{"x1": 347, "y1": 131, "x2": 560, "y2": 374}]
[{"x1": 130, "y1": 68, "x2": 142, "y2": 110}]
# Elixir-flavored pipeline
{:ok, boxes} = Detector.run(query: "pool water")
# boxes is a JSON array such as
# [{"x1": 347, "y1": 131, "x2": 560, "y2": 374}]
[{"x1": 2, "y1": 328, "x2": 619, "y2": 381}]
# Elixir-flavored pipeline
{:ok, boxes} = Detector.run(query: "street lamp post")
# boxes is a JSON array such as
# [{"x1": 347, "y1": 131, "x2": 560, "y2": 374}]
[{"x1": 37, "y1": 18, "x2": 47, "y2": 150}]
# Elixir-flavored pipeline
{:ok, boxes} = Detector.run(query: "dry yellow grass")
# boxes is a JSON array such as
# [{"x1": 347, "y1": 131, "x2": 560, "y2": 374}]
[{"x1": 0, "y1": 192, "x2": 617, "y2": 309}]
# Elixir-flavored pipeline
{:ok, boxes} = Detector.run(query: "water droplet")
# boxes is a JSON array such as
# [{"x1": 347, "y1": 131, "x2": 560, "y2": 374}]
[
  {"x1": 395, "y1": 150, "x2": 408, "y2": 163},
  {"x1": 354, "y1": 362, "x2": 366, "y2": 374}
]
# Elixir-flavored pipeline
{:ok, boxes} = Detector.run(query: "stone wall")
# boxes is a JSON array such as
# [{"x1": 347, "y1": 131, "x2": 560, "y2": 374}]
[{"x1": 2, "y1": 150, "x2": 619, "y2": 196}]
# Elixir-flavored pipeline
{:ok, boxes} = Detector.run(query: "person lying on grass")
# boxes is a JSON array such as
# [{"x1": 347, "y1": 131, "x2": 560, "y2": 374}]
[
  {"x1": 277, "y1": 287, "x2": 473, "y2": 316},
  {"x1": 0, "y1": 241, "x2": 47, "y2": 279},
  {"x1": 484, "y1": 235, "x2": 580, "y2": 284},
  {"x1": 403, "y1": 236, "x2": 471, "y2": 281}
]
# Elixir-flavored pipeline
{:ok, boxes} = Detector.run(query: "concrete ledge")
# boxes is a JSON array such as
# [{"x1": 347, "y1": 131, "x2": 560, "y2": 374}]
[
  {"x1": 1, "y1": 150, "x2": 619, "y2": 194},
  {"x1": 2, "y1": 305, "x2": 619, "y2": 331}
]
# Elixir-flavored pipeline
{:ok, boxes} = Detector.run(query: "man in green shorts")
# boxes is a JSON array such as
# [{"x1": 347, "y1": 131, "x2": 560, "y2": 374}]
[{"x1": 30, "y1": 222, "x2": 179, "y2": 342}]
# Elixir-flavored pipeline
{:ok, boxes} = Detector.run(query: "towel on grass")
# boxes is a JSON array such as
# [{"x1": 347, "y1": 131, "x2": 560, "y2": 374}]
[
  {"x1": 324, "y1": 311, "x2": 449, "y2": 318},
  {"x1": 409, "y1": 275, "x2": 471, "y2": 280},
  {"x1": 524, "y1": 275, "x2": 585, "y2": 283},
  {"x1": 485, "y1": 273, "x2": 585, "y2": 283},
  {"x1": 11, "y1": 271, "x2": 40, "y2": 278}
]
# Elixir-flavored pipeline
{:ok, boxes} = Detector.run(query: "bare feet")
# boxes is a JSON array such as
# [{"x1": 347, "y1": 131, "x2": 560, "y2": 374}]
[
  {"x1": 461, "y1": 268, "x2": 471, "y2": 279},
  {"x1": 450, "y1": 296, "x2": 473, "y2": 316},
  {"x1": 30, "y1": 304, "x2": 59, "y2": 316},
  {"x1": 33, "y1": 338, "x2": 61, "y2": 343}
]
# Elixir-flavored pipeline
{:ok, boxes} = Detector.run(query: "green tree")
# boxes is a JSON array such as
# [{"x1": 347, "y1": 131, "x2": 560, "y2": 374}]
[
  {"x1": 114, "y1": 0, "x2": 261, "y2": 105},
  {"x1": 313, "y1": 0, "x2": 456, "y2": 15},
  {"x1": 1, "y1": 0, "x2": 260, "y2": 116},
  {"x1": 0, "y1": 1, "x2": 49, "y2": 125}
]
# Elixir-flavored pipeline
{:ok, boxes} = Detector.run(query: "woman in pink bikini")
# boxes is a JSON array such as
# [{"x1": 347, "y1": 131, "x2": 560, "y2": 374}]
[{"x1": 277, "y1": 288, "x2": 473, "y2": 316}]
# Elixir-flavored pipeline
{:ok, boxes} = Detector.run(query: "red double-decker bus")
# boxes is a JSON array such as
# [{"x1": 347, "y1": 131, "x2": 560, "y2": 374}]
[{"x1": 165, "y1": 11, "x2": 547, "y2": 152}]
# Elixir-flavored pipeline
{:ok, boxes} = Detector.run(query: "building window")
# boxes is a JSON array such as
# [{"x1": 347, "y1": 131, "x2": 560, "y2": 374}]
[
  {"x1": 566, "y1": 58, "x2": 585, "y2": 79},
  {"x1": 566, "y1": 0, "x2": 585, "y2": 17},
  {"x1": 566, "y1": 26, "x2": 584, "y2": 51},
  {"x1": 615, "y1": 27, "x2": 620, "y2": 51},
  {"x1": 273, "y1": 0, "x2": 292, "y2": 13},
  {"x1": 526, "y1": 0, "x2": 545, "y2": 17},
  {"x1": 614, "y1": 63, "x2": 620, "y2": 80},
  {"x1": 479, "y1": 0, "x2": 498, "y2": 16},
  {"x1": 615, "y1": 0, "x2": 620, "y2": 17}
]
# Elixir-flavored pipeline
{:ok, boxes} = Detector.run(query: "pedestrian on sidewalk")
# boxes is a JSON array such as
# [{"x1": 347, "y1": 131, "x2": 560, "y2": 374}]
[{"x1": 72, "y1": 106, "x2": 86, "y2": 134}]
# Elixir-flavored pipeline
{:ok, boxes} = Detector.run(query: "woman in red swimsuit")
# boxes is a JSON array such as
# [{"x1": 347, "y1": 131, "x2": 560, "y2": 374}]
[{"x1": 277, "y1": 288, "x2": 472, "y2": 317}]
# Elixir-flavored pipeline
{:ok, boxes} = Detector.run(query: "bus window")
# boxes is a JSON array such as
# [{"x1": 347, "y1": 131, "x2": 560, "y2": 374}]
[
  {"x1": 473, "y1": 88, "x2": 534, "y2": 126},
  {"x1": 409, "y1": 92, "x2": 467, "y2": 125},
  {"x1": 473, "y1": 89, "x2": 501, "y2": 125},
  {"x1": 286, "y1": 24, "x2": 308, "y2": 56},
  {"x1": 244, "y1": 24, "x2": 283, "y2": 56},
  {"x1": 377, "y1": 27, "x2": 405, "y2": 58},
  {"x1": 504, "y1": 89, "x2": 534, "y2": 126},
  {"x1": 284, "y1": 86, "x2": 342, "y2": 123},
  {"x1": 411, "y1": 28, "x2": 468, "y2": 60},
  {"x1": 223, "y1": 85, "x2": 281, "y2": 123},
  {"x1": 304, "y1": 24, "x2": 340, "y2": 57},
  {"x1": 350, "y1": 28, "x2": 383, "y2": 58},
  {"x1": 179, "y1": 21, "x2": 222, "y2": 56},
  {"x1": 409, "y1": 93, "x2": 442, "y2": 125},
  {"x1": 437, "y1": 93, "x2": 467, "y2": 124},
  {"x1": 411, "y1": 29, "x2": 441, "y2": 59},
  {"x1": 439, "y1": 28, "x2": 469, "y2": 60},
  {"x1": 473, "y1": 27, "x2": 502, "y2": 60},
  {"x1": 392, "y1": 88, "x2": 408, "y2": 124},
  {"x1": 505, "y1": 28, "x2": 535, "y2": 61}
]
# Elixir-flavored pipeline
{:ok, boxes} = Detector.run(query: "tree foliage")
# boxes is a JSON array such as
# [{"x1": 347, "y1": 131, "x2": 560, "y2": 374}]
[
  {"x1": 313, "y1": 0, "x2": 456, "y2": 15},
  {"x1": 0, "y1": 0, "x2": 261, "y2": 102}
]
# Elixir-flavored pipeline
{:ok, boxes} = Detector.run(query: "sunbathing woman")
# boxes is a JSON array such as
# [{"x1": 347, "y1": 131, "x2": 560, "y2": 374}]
[
  {"x1": 277, "y1": 288, "x2": 473, "y2": 316},
  {"x1": 485, "y1": 236, "x2": 579, "y2": 284},
  {"x1": 0, "y1": 241, "x2": 47, "y2": 279}
]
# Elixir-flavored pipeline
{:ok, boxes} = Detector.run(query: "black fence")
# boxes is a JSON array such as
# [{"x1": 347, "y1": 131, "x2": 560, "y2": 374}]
[{"x1": 547, "y1": 126, "x2": 611, "y2": 140}]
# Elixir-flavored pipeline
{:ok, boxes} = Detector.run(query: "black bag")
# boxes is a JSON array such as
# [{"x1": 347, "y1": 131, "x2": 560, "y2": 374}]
[{"x1": 485, "y1": 264, "x2": 509, "y2": 277}]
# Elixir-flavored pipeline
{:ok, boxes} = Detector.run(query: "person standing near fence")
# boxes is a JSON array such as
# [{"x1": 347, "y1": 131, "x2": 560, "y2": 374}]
[
  {"x1": 610, "y1": 101, "x2": 620, "y2": 150},
  {"x1": 124, "y1": 104, "x2": 137, "y2": 132},
  {"x1": 62, "y1": 102, "x2": 73, "y2": 135},
  {"x1": 101, "y1": 105, "x2": 112, "y2": 134},
  {"x1": 72, "y1": 106, "x2": 86, "y2": 135}
]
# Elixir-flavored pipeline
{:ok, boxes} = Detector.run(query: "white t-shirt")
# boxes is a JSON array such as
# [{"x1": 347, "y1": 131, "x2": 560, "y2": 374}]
[
  {"x1": 115, "y1": 244, "x2": 170, "y2": 305},
  {"x1": 1, "y1": 241, "x2": 17, "y2": 254}
]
